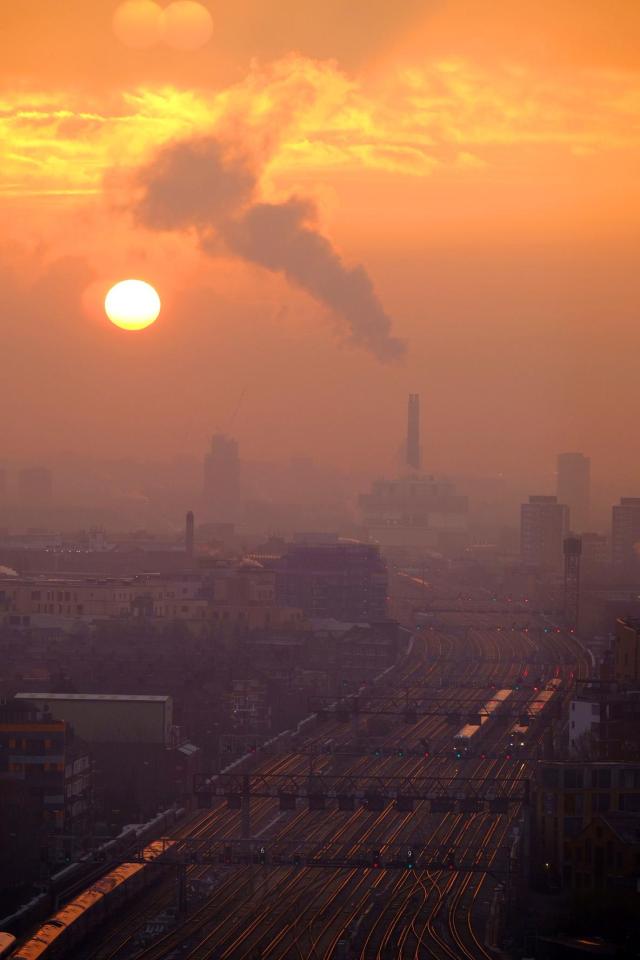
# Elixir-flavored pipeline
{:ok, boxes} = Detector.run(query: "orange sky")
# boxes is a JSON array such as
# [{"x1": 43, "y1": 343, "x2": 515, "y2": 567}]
[{"x1": 1, "y1": 0, "x2": 639, "y2": 490}]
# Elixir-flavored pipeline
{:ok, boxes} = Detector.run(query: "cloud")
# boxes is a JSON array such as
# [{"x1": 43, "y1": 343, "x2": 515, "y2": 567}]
[
  {"x1": 2, "y1": 54, "x2": 640, "y2": 200},
  {"x1": 134, "y1": 135, "x2": 406, "y2": 361}
]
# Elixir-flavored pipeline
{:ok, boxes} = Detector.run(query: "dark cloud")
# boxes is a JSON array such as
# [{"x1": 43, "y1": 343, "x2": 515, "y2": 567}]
[{"x1": 134, "y1": 135, "x2": 406, "y2": 362}]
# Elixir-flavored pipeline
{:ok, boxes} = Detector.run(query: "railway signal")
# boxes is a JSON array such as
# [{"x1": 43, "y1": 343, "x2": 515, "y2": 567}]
[
  {"x1": 371, "y1": 849, "x2": 382, "y2": 869},
  {"x1": 406, "y1": 848, "x2": 415, "y2": 870}
]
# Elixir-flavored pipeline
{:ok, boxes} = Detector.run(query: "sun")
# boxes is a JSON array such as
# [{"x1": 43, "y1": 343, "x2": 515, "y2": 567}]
[{"x1": 105, "y1": 279, "x2": 161, "y2": 331}]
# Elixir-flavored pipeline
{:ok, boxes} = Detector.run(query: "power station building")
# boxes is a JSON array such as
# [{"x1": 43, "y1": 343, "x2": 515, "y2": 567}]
[{"x1": 359, "y1": 394, "x2": 468, "y2": 552}]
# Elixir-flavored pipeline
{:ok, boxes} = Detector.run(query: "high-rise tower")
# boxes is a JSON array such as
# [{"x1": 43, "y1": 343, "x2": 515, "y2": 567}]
[
  {"x1": 203, "y1": 434, "x2": 240, "y2": 522},
  {"x1": 557, "y1": 452, "x2": 590, "y2": 533},
  {"x1": 407, "y1": 394, "x2": 421, "y2": 471}
]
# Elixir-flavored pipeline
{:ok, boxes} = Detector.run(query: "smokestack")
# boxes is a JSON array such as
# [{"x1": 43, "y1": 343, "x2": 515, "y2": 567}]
[
  {"x1": 407, "y1": 394, "x2": 421, "y2": 471},
  {"x1": 185, "y1": 510, "x2": 195, "y2": 560}
]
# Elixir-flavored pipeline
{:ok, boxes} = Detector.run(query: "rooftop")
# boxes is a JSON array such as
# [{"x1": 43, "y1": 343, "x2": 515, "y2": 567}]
[{"x1": 16, "y1": 693, "x2": 171, "y2": 703}]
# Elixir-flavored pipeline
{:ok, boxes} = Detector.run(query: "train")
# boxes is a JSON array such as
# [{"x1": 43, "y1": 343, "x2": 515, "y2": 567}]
[
  {"x1": 507, "y1": 678, "x2": 562, "y2": 752},
  {"x1": 0, "y1": 935, "x2": 16, "y2": 959},
  {"x1": 7, "y1": 839, "x2": 176, "y2": 960},
  {"x1": 452, "y1": 688, "x2": 513, "y2": 757}
]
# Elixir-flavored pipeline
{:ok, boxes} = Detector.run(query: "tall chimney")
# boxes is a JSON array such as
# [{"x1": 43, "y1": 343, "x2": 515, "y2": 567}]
[
  {"x1": 185, "y1": 510, "x2": 195, "y2": 559},
  {"x1": 407, "y1": 394, "x2": 421, "y2": 471}
]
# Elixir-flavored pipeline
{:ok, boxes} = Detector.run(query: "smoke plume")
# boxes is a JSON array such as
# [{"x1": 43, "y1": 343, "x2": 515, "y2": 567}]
[{"x1": 134, "y1": 136, "x2": 406, "y2": 362}]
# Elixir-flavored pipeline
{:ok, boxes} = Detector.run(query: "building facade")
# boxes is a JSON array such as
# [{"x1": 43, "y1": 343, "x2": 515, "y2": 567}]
[
  {"x1": 0, "y1": 700, "x2": 92, "y2": 861},
  {"x1": 611, "y1": 497, "x2": 640, "y2": 570},
  {"x1": 613, "y1": 617, "x2": 640, "y2": 683},
  {"x1": 531, "y1": 760, "x2": 640, "y2": 889},
  {"x1": 275, "y1": 539, "x2": 388, "y2": 622},
  {"x1": 520, "y1": 495, "x2": 569, "y2": 569}
]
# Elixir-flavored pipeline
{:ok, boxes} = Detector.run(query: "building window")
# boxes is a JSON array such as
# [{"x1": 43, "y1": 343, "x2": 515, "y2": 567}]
[
  {"x1": 621, "y1": 769, "x2": 640, "y2": 789},
  {"x1": 591, "y1": 768, "x2": 611, "y2": 789},
  {"x1": 593, "y1": 793, "x2": 610, "y2": 813},
  {"x1": 564, "y1": 768, "x2": 583, "y2": 789},
  {"x1": 564, "y1": 817, "x2": 582, "y2": 838}
]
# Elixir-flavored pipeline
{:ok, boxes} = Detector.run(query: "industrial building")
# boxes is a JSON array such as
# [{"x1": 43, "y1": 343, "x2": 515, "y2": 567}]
[
  {"x1": 359, "y1": 394, "x2": 468, "y2": 552},
  {"x1": 15, "y1": 693, "x2": 174, "y2": 745}
]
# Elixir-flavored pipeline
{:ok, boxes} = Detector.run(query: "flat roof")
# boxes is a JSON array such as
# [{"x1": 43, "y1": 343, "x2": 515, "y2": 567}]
[{"x1": 16, "y1": 693, "x2": 170, "y2": 703}]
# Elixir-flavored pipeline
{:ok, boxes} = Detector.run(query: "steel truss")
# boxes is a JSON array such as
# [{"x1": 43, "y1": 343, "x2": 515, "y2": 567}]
[
  {"x1": 123, "y1": 837, "x2": 511, "y2": 876},
  {"x1": 309, "y1": 695, "x2": 562, "y2": 722},
  {"x1": 194, "y1": 771, "x2": 529, "y2": 809}
]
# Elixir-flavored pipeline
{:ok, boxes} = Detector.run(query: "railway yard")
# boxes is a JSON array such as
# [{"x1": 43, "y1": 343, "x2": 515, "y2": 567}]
[{"x1": 8, "y1": 582, "x2": 588, "y2": 960}]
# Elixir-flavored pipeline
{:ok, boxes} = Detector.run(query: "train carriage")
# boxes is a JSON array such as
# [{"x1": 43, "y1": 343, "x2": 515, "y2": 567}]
[
  {"x1": 10, "y1": 840, "x2": 174, "y2": 960},
  {"x1": 453, "y1": 689, "x2": 513, "y2": 757}
]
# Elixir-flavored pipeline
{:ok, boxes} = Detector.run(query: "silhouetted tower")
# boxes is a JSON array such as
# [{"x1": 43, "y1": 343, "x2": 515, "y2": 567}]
[
  {"x1": 203, "y1": 434, "x2": 240, "y2": 521},
  {"x1": 185, "y1": 510, "x2": 195, "y2": 559},
  {"x1": 563, "y1": 536, "x2": 582, "y2": 630},
  {"x1": 407, "y1": 394, "x2": 421, "y2": 471}
]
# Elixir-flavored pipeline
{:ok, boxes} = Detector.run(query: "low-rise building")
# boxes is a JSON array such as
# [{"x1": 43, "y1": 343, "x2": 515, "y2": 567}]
[
  {"x1": 531, "y1": 760, "x2": 640, "y2": 889},
  {"x1": 565, "y1": 813, "x2": 640, "y2": 893}
]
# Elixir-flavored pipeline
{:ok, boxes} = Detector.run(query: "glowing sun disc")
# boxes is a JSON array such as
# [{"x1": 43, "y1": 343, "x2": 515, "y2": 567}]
[{"x1": 105, "y1": 279, "x2": 161, "y2": 330}]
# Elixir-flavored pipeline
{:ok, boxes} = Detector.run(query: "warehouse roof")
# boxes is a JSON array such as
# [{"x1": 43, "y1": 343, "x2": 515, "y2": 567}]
[{"x1": 16, "y1": 693, "x2": 170, "y2": 703}]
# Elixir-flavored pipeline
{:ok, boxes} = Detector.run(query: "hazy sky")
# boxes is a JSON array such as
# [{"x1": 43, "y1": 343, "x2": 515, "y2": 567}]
[{"x1": 1, "y1": 1, "x2": 639, "y2": 487}]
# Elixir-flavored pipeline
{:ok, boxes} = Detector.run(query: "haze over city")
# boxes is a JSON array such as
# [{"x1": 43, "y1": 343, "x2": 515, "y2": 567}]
[
  {"x1": 2, "y1": 4, "x2": 640, "y2": 960},
  {"x1": 2, "y1": 1, "x2": 639, "y2": 485}
]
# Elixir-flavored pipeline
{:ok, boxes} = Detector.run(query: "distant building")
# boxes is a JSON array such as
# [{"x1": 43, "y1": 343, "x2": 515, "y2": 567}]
[
  {"x1": 611, "y1": 497, "x2": 640, "y2": 570},
  {"x1": 359, "y1": 394, "x2": 468, "y2": 553},
  {"x1": 275, "y1": 538, "x2": 388, "y2": 622},
  {"x1": 360, "y1": 475, "x2": 468, "y2": 552},
  {"x1": 580, "y1": 532, "x2": 609, "y2": 566},
  {"x1": 557, "y1": 453, "x2": 590, "y2": 533},
  {"x1": 18, "y1": 466, "x2": 53, "y2": 504},
  {"x1": 520, "y1": 495, "x2": 569, "y2": 569},
  {"x1": 203, "y1": 434, "x2": 240, "y2": 522}
]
